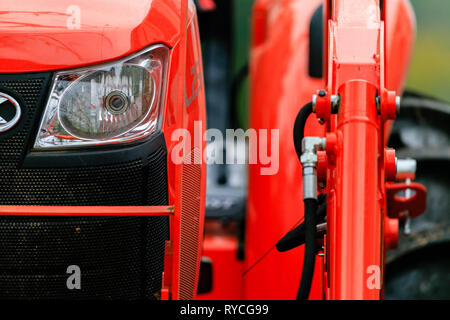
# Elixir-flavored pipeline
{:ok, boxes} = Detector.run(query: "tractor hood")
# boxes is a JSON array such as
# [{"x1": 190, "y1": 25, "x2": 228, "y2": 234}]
[{"x1": 0, "y1": 0, "x2": 182, "y2": 73}]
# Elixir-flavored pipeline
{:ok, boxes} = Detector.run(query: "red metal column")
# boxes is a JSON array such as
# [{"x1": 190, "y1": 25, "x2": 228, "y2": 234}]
[{"x1": 329, "y1": 80, "x2": 381, "y2": 299}]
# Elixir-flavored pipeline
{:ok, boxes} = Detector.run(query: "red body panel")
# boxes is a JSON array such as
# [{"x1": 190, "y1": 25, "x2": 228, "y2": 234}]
[
  {"x1": 197, "y1": 222, "x2": 245, "y2": 300},
  {"x1": 0, "y1": 0, "x2": 181, "y2": 73},
  {"x1": 245, "y1": 0, "x2": 325, "y2": 300},
  {"x1": 242, "y1": 0, "x2": 415, "y2": 300}
]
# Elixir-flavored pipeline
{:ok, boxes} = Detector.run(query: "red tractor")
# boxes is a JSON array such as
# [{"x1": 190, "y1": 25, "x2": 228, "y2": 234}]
[
  {"x1": 0, "y1": 0, "x2": 206, "y2": 299},
  {"x1": 197, "y1": 0, "x2": 445, "y2": 300},
  {"x1": 0, "y1": 0, "x2": 447, "y2": 300}
]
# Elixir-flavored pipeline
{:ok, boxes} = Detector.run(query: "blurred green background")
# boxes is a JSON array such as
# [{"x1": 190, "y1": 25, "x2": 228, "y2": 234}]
[
  {"x1": 231, "y1": 0, "x2": 450, "y2": 127},
  {"x1": 408, "y1": 0, "x2": 450, "y2": 102}
]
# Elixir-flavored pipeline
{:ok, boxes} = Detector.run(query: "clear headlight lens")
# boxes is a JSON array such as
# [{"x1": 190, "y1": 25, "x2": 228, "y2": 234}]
[{"x1": 34, "y1": 45, "x2": 169, "y2": 149}]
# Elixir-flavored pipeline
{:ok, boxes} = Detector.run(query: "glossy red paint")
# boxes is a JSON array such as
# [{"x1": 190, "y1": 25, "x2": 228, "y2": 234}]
[
  {"x1": 0, "y1": 0, "x2": 207, "y2": 300},
  {"x1": 244, "y1": 0, "x2": 416, "y2": 300},
  {"x1": 385, "y1": 182, "x2": 427, "y2": 219},
  {"x1": 384, "y1": 148, "x2": 397, "y2": 182},
  {"x1": 324, "y1": 0, "x2": 415, "y2": 299},
  {"x1": 329, "y1": 80, "x2": 381, "y2": 300},
  {"x1": 0, "y1": 0, "x2": 181, "y2": 73},
  {"x1": 163, "y1": 0, "x2": 207, "y2": 300},
  {"x1": 196, "y1": 222, "x2": 245, "y2": 300},
  {"x1": 0, "y1": 205, "x2": 173, "y2": 216},
  {"x1": 197, "y1": 0, "x2": 216, "y2": 11},
  {"x1": 245, "y1": 0, "x2": 325, "y2": 300},
  {"x1": 383, "y1": 0, "x2": 416, "y2": 143},
  {"x1": 384, "y1": 0, "x2": 416, "y2": 92},
  {"x1": 384, "y1": 216, "x2": 399, "y2": 250}
]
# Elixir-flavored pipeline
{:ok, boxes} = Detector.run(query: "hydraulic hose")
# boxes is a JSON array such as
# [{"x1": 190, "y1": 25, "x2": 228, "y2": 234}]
[
  {"x1": 293, "y1": 101, "x2": 318, "y2": 300},
  {"x1": 276, "y1": 194, "x2": 326, "y2": 252},
  {"x1": 293, "y1": 102, "x2": 313, "y2": 160},
  {"x1": 297, "y1": 198, "x2": 318, "y2": 300}
]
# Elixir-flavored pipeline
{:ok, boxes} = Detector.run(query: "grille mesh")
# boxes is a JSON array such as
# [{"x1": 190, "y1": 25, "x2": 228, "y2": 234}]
[
  {"x1": 0, "y1": 74, "x2": 169, "y2": 299},
  {"x1": 179, "y1": 148, "x2": 202, "y2": 300},
  {"x1": 1, "y1": 161, "x2": 145, "y2": 206}
]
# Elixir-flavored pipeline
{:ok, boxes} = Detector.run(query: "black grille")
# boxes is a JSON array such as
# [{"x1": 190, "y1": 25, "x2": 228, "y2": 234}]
[
  {"x1": 0, "y1": 73, "x2": 169, "y2": 299},
  {"x1": 2, "y1": 160, "x2": 145, "y2": 206}
]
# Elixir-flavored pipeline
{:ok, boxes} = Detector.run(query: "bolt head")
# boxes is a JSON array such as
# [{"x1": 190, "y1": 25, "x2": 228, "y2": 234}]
[
  {"x1": 375, "y1": 96, "x2": 381, "y2": 113},
  {"x1": 330, "y1": 95, "x2": 340, "y2": 113},
  {"x1": 396, "y1": 96, "x2": 401, "y2": 115},
  {"x1": 312, "y1": 94, "x2": 317, "y2": 112}
]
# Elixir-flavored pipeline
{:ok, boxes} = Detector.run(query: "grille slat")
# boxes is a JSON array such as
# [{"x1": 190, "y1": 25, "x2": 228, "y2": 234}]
[{"x1": 179, "y1": 148, "x2": 202, "y2": 300}]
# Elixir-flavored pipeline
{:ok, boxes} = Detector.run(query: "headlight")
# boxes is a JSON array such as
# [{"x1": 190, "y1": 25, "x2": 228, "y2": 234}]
[{"x1": 34, "y1": 45, "x2": 169, "y2": 149}]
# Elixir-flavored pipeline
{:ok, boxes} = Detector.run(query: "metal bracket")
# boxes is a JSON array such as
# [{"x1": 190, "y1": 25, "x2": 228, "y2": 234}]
[{"x1": 385, "y1": 182, "x2": 427, "y2": 220}]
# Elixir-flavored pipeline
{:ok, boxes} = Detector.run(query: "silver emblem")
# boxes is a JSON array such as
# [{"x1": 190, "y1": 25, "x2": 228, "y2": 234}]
[{"x1": 0, "y1": 92, "x2": 21, "y2": 132}]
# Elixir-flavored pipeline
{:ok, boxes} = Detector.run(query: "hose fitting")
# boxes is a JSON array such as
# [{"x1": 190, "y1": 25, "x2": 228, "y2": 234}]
[{"x1": 301, "y1": 137, "x2": 326, "y2": 200}]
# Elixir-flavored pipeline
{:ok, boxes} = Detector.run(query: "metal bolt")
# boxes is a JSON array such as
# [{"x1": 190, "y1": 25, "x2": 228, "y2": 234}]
[
  {"x1": 375, "y1": 96, "x2": 381, "y2": 113},
  {"x1": 375, "y1": 95, "x2": 401, "y2": 115},
  {"x1": 395, "y1": 157, "x2": 398, "y2": 176},
  {"x1": 312, "y1": 94, "x2": 318, "y2": 112},
  {"x1": 396, "y1": 158, "x2": 417, "y2": 174},
  {"x1": 404, "y1": 178, "x2": 412, "y2": 236},
  {"x1": 317, "y1": 222, "x2": 327, "y2": 233},
  {"x1": 331, "y1": 95, "x2": 340, "y2": 113},
  {"x1": 396, "y1": 159, "x2": 417, "y2": 236},
  {"x1": 396, "y1": 96, "x2": 401, "y2": 115}
]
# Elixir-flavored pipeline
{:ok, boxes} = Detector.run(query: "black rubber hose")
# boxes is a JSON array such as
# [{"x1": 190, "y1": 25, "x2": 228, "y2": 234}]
[
  {"x1": 293, "y1": 102, "x2": 317, "y2": 300},
  {"x1": 297, "y1": 198, "x2": 318, "y2": 300},
  {"x1": 293, "y1": 102, "x2": 314, "y2": 160},
  {"x1": 276, "y1": 194, "x2": 326, "y2": 252}
]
